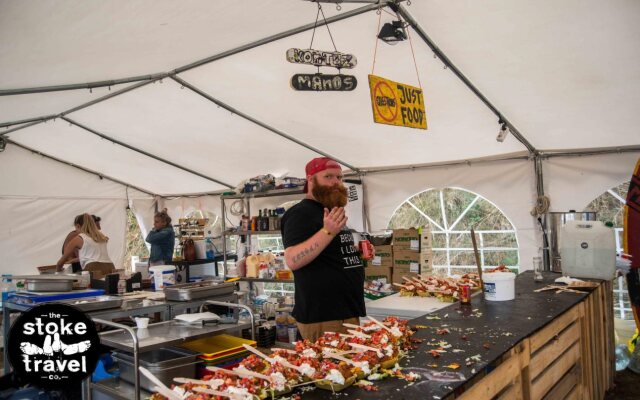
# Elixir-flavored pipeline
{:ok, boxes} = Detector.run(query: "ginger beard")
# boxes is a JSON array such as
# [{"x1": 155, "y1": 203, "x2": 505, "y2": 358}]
[{"x1": 311, "y1": 175, "x2": 348, "y2": 209}]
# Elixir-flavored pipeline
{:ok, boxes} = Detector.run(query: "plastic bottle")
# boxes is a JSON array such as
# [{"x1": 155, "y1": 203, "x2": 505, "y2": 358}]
[
  {"x1": 0, "y1": 276, "x2": 9, "y2": 309},
  {"x1": 205, "y1": 238, "x2": 215, "y2": 260},
  {"x1": 117, "y1": 279, "x2": 126, "y2": 295},
  {"x1": 1, "y1": 274, "x2": 15, "y2": 308}
]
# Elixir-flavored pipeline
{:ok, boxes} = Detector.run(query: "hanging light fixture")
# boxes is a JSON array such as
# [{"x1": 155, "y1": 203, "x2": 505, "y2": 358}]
[
  {"x1": 496, "y1": 120, "x2": 509, "y2": 142},
  {"x1": 378, "y1": 20, "x2": 407, "y2": 45}
]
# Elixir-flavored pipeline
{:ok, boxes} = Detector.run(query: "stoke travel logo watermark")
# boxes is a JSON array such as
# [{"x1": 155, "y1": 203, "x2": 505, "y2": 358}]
[{"x1": 7, "y1": 303, "x2": 100, "y2": 389}]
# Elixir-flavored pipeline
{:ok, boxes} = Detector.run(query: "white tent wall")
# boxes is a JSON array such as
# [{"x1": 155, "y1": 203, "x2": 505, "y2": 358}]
[
  {"x1": 364, "y1": 157, "x2": 539, "y2": 271},
  {"x1": 1, "y1": 0, "x2": 639, "y2": 276},
  {"x1": 544, "y1": 152, "x2": 640, "y2": 212},
  {"x1": 0, "y1": 145, "x2": 150, "y2": 275},
  {"x1": 130, "y1": 197, "x2": 158, "y2": 250}
]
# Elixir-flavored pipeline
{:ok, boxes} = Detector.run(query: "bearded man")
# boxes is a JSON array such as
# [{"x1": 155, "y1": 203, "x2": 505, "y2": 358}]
[{"x1": 281, "y1": 157, "x2": 370, "y2": 341}]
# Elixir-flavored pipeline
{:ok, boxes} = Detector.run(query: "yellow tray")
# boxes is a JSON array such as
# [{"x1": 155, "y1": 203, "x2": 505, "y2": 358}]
[{"x1": 177, "y1": 334, "x2": 257, "y2": 359}]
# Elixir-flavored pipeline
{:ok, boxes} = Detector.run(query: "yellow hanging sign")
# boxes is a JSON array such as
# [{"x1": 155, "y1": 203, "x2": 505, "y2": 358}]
[{"x1": 368, "y1": 74, "x2": 427, "y2": 130}]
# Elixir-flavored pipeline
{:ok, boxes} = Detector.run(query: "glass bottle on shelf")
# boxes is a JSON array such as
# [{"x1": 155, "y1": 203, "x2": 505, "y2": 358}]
[
  {"x1": 257, "y1": 210, "x2": 263, "y2": 231},
  {"x1": 261, "y1": 208, "x2": 270, "y2": 231},
  {"x1": 173, "y1": 242, "x2": 183, "y2": 261}
]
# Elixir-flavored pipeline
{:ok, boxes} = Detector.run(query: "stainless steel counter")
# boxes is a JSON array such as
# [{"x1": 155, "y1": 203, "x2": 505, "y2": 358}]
[{"x1": 99, "y1": 319, "x2": 252, "y2": 352}]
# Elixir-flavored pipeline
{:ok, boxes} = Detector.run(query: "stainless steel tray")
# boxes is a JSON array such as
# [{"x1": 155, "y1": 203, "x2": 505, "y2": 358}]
[
  {"x1": 25, "y1": 279, "x2": 74, "y2": 292},
  {"x1": 56, "y1": 295, "x2": 123, "y2": 312},
  {"x1": 113, "y1": 347, "x2": 198, "y2": 392},
  {"x1": 163, "y1": 281, "x2": 235, "y2": 301}
]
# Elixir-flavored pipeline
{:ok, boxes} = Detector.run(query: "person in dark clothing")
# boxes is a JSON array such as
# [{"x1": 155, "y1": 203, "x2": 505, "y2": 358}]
[
  {"x1": 281, "y1": 157, "x2": 373, "y2": 342},
  {"x1": 146, "y1": 208, "x2": 175, "y2": 265}
]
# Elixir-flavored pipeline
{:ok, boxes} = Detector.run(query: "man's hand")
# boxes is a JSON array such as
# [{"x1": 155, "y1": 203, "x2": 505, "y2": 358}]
[{"x1": 323, "y1": 207, "x2": 348, "y2": 235}]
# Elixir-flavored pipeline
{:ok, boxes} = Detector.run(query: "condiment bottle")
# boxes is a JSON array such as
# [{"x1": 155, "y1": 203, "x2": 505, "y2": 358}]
[{"x1": 117, "y1": 279, "x2": 126, "y2": 295}]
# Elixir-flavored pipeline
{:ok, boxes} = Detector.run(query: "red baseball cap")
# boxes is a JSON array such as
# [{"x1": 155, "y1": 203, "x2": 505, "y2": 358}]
[{"x1": 303, "y1": 157, "x2": 342, "y2": 193}]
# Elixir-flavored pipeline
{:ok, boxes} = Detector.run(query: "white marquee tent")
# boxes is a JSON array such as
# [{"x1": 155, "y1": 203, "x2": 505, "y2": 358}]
[{"x1": 1, "y1": 0, "x2": 639, "y2": 275}]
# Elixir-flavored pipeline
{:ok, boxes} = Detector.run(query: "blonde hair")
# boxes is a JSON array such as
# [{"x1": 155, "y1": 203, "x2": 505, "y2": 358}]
[{"x1": 79, "y1": 213, "x2": 108, "y2": 243}]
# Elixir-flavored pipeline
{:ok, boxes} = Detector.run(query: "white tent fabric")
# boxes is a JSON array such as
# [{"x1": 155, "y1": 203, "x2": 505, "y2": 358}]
[
  {"x1": 1, "y1": 0, "x2": 639, "y2": 273},
  {"x1": 0, "y1": 145, "x2": 151, "y2": 275},
  {"x1": 545, "y1": 153, "x2": 640, "y2": 212}
]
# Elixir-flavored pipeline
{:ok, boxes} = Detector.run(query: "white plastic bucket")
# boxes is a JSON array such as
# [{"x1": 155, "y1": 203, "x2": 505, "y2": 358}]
[
  {"x1": 483, "y1": 272, "x2": 516, "y2": 301},
  {"x1": 149, "y1": 265, "x2": 176, "y2": 290}
]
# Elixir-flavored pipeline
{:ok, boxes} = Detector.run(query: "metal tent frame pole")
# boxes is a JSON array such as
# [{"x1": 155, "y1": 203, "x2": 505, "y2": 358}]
[
  {"x1": 1, "y1": 80, "x2": 157, "y2": 137},
  {"x1": 172, "y1": 75, "x2": 360, "y2": 172},
  {"x1": 540, "y1": 145, "x2": 640, "y2": 158},
  {"x1": 346, "y1": 152, "x2": 530, "y2": 176},
  {"x1": 0, "y1": 115, "x2": 57, "y2": 129},
  {"x1": 7, "y1": 139, "x2": 157, "y2": 197},
  {"x1": 395, "y1": 4, "x2": 536, "y2": 154},
  {"x1": 0, "y1": 74, "x2": 166, "y2": 97},
  {"x1": 0, "y1": 2, "x2": 386, "y2": 98},
  {"x1": 62, "y1": 117, "x2": 234, "y2": 188}
]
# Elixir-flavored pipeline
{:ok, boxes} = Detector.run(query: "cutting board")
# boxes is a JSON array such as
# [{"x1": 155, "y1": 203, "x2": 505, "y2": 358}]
[{"x1": 365, "y1": 293, "x2": 451, "y2": 319}]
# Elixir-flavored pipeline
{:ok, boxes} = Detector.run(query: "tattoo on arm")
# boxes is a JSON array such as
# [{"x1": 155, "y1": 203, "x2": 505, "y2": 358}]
[{"x1": 293, "y1": 242, "x2": 320, "y2": 265}]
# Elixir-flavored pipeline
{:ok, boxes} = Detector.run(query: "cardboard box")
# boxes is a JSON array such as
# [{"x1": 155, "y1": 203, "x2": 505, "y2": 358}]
[
  {"x1": 392, "y1": 228, "x2": 420, "y2": 251},
  {"x1": 370, "y1": 245, "x2": 393, "y2": 267},
  {"x1": 420, "y1": 227, "x2": 433, "y2": 250},
  {"x1": 420, "y1": 253, "x2": 434, "y2": 276},
  {"x1": 392, "y1": 269, "x2": 420, "y2": 285},
  {"x1": 365, "y1": 266, "x2": 392, "y2": 283},
  {"x1": 393, "y1": 250, "x2": 421, "y2": 272}
]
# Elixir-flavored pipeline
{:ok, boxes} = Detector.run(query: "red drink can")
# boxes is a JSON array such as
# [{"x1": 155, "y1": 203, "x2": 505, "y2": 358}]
[
  {"x1": 460, "y1": 284, "x2": 471, "y2": 305},
  {"x1": 359, "y1": 240, "x2": 373, "y2": 260}
]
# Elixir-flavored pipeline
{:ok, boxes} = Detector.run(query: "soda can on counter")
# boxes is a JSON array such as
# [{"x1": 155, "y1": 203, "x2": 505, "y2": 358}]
[
  {"x1": 460, "y1": 284, "x2": 471, "y2": 305},
  {"x1": 359, "y1": 239, "x2": 373, "y2": 261}
]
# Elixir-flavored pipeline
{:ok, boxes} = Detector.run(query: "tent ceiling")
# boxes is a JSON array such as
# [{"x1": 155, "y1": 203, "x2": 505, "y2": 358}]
[
  {"x1": 68, "y1": 79, "x2": 324, "y2": 189},
  {"x1": 0, "y1": 0, "x2": 362, "y2": 88},
  {"x1": 1, "y1": 0, "x2": 639, "y2": 195},
  {"x1": 10, "y1": 121, "x2": 226, "y2": 195},
  {"x1": 409, "y1": 0, "x2": 640, "y2": 149},
  {"x1": 0, "y1": 84, "x2": 131, "y2": 123}
]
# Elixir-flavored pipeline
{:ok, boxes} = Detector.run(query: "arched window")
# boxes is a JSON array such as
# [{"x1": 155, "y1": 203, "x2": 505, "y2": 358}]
[
  {"x1": 388, "y1": 188, "x2": 519, "y2": 276},
  {"x1": 585, "y1": 182, "x2": 631, "y2": 320}
]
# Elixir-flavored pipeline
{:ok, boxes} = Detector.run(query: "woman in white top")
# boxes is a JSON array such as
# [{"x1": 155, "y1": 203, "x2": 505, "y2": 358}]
[{"x1": 56, "y1": 213, "x2": 114, "y2": 274}]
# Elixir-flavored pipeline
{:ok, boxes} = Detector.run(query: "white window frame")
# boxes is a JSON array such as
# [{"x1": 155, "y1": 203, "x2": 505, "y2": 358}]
[{"x1": 391, "y1": 188, "x2": 520, "y2": 276}]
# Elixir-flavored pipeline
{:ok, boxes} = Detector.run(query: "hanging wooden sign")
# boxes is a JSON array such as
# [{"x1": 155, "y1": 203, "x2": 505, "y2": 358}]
[
  {"x1": 286, "y1": 48, "x2": 357, "y2": 69},
  {"x1": 368, "y1": 74, "x2": 427, "y2": 130},
  {"x1": 291, "y1": 73, "x2": 357, "y2": 91}
]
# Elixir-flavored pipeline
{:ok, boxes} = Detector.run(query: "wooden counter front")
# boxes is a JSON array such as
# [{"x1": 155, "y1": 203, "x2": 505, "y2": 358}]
[{"x1": 457, "y1": 279, "x2": 614, "y2": 399}]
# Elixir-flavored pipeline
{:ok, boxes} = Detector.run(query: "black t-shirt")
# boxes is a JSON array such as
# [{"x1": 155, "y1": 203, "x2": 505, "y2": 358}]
[{"x1": 281, "y1": 199, "x2": 365, "y2": 324}]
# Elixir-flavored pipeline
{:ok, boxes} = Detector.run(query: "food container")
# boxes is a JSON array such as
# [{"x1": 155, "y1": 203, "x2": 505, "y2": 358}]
[
  {"x1": 56, "y1": 295, "x2": 123, "y2": 312},
  {"x1": 560, "y1": 220, "x2": 616, "y2": 280},
  {"x1": 149, "y1": 265, "x2": 176, "y2": 290},
  {"x1": 113, "y1": 347, "x2": 198, "y2": 392},
  {"x1": 163, "y1": 281, "x2": 235, "y2": 301},
  {"x1": 483, "y1": 272, "x2": 516, "y2": 301},
  {"x1": 25, "y1": 278, "x2": 74, "y2": 292}
]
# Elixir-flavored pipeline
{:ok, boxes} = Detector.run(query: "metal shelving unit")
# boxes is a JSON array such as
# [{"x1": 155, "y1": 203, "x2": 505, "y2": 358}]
[
  {"x1": 89, "y1": 300, "x2": 255, "y2": 400},
  {"x1": 220, "y1": 188, "x2": 304, "y2": 277},
  {"x1": 239, "y1": 277, "x2": 293, "y2": 284}
]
